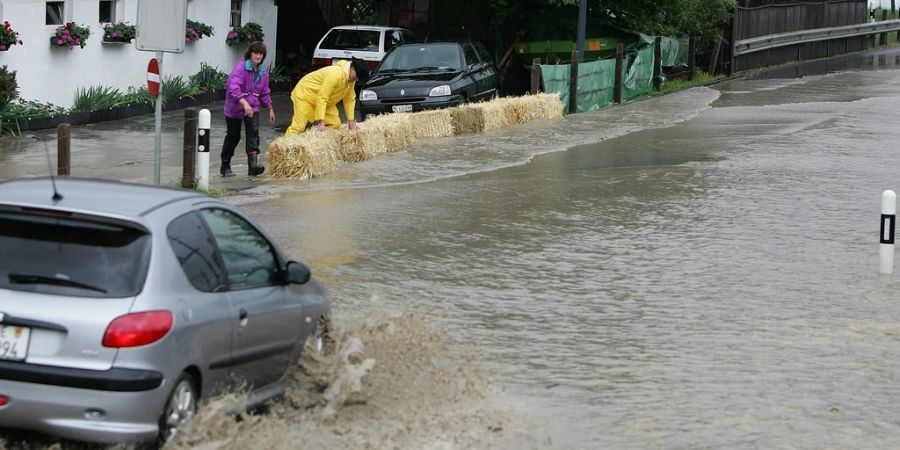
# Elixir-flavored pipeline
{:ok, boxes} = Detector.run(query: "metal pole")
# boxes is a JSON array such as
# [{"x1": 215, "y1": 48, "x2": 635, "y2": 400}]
[
  {"x1": 57, "y1": 123, "x2": 70, "y2": 176},
  {"x1": 530, "y1": 58, "x2": 542, "y2": 94},
  {"x1": 153, "y1": 50, "x2": 163, "y2": 185},
  {"x1": 196, "y1": 109, "x2": 211, "y2": 190},
  {"x1": 881, "y1": 190, "x2": 896, "y2": 274},
  {"x1": 569, "y1": 50, "x2": 579, "y2": 114},
  {"x1": 182, "y1": 108, "x2": 197, "y2": 189},
  {"x1": 576, "y1": 0, "x2": 587, "y2": 63}
]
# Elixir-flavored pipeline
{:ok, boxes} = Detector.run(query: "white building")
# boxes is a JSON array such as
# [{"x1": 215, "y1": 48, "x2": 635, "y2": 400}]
[{"x1": 0, "y1": 0, "x2": 278, "y2": 108}]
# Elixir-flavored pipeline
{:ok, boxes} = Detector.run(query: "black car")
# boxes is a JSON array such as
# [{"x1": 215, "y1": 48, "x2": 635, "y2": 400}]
[{"x1": 358, "y1": 41, "x2": 500, "y2": 117}]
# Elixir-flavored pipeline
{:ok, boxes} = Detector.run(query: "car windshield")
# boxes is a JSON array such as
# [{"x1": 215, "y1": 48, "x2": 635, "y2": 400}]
[
  {"x1": 0, "y1": 212, "x2": 151, "y2": 298},
  {"x1": 320, "y1": 29, "x2": 381, "y2": 51},
  {"x1": 378, "y1": 44, "x2": 462, "y2": 73}
]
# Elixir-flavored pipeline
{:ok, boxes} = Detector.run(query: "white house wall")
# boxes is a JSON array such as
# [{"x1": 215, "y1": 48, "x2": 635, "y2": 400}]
[{"x1": 0, "y1": 0, "x2": 278, "y2": 108}]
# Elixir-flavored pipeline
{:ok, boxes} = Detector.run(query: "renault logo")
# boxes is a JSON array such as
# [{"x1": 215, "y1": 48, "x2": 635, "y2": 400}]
[{"x1": 400, "y1": 89, "x2": 405, "y2": 96}]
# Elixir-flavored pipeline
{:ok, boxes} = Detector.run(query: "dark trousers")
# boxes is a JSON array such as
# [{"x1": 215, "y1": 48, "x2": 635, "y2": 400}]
[{"x1": 221, "y1": 114, "x2": 260, "y2": 160}]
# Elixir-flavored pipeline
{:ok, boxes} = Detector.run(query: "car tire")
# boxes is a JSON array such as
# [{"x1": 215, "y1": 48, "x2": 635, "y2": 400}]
[
  {"x1": 311, "y1": 315, "x2": 335, "y2": 355},
  {"x1": 158, "y1": 372, "x2": 198, "y2": 445}
]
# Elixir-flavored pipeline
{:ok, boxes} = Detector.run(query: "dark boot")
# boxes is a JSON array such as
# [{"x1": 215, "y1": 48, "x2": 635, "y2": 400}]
[
  {"x1": 220, "y1": 157, "x2": 235, "y2": 177},
  {"x1": 247, "y1": 151, "x2": 265, "y2": 177}
]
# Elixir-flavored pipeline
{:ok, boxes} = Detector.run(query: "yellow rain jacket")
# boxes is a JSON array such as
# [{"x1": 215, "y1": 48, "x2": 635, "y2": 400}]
[{"x1": 286, "y1": 60, "x2": 356, "y2": 134}]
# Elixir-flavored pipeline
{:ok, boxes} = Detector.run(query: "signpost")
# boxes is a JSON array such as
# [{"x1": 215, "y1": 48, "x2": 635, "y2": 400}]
[{"x1": 136, "y1": 0, "x2": 187, "y2": 184}]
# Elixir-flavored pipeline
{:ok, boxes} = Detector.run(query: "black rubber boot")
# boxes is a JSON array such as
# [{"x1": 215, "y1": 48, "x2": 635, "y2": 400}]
[
  {"x1": 247, "y1": 151, "x2": 265, "y2": 177},
  {"x1": 220, "y1": 158, "x2": 235, "y2": 177}
]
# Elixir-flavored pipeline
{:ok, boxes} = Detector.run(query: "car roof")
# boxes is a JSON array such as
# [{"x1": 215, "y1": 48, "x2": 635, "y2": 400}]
[
  {"x1": 330, "y1": 25, "x2": 402, "y2": 32},
  {"x1": 0, "y1": 177, "x2": 206, "y2": 219}
]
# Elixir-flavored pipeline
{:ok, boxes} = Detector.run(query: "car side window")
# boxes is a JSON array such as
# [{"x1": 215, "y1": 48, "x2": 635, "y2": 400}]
[
  {"x1": 167, "y1": 212, "x2": 228, "y2": 293},
  {"x1": 199, "y1": 208, "x2": 279, "y2": 290},
  {"x1": 475, "y1": 43, "x2": 493, "y2": 65},
  {"x1": 463, "y1": 43, "x2": 480, "y2": 68},
  {"x1": 385, "y1": 30, "x2": 402, "y2": 52}
]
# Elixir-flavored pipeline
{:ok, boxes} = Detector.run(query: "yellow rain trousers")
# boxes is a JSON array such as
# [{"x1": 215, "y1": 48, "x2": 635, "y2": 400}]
[{"x1": 286, "y1": 60, "x2": 357, "y2": 135}]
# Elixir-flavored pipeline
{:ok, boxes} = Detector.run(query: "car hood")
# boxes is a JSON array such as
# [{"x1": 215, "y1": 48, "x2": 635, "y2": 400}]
[{"x1": 364, "y1": 71, "x2": 463, "y2": 97}]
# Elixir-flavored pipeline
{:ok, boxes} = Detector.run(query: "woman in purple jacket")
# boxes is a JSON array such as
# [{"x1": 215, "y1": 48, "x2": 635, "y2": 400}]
[{"x1": 221, "y1": 41, "x2": 275, "y2": 177}]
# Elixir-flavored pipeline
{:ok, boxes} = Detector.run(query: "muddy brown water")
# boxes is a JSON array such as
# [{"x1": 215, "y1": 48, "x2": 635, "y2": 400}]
[{"x1": 6, "y1": 53, "x2": 900, "y2": 449}]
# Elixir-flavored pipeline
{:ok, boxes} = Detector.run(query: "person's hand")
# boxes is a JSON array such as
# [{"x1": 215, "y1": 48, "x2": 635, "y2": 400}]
[
  {"x1": 243, "y1": 103, "x2": 254, "y2": 117},
  {"x1": 267, "y1": 108, "x2": 275, "y2": 125},
  {"x1": 348, "y1": 120, "x2": 357, "y2": 131},
  {"x1": 316, "y1": 120, "x2": 325, "y2": 131}
]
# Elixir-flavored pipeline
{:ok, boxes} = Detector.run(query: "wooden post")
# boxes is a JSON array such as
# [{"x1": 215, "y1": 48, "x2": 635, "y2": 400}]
[
  {"x1": 708, "y1": 35, "x2": 722, "y2": 74},
  {"x1": 653, "y1": 36, "x2": 662, "y2": 91},
  {"x1": 614, "y1": 43, "x2": 624, "y2": 104},
  {"x1": 881, "y1": 10, "x2": 889, "y2": 47},
  {"x1": 688, "y1": 36, "x2": 696, "y2": 80},
  {"x1": 182, "y1": 108, "x2": 197, "y2": 189},
  {"x1": 57, "y1": 123, "x2": 70, "y2": 176},
  {"x1": 568, "y1": 50, "x2": 579, "y2": 114},
  {"x1": 530, "y1": 57, "x2": 541, "y2": 94}
]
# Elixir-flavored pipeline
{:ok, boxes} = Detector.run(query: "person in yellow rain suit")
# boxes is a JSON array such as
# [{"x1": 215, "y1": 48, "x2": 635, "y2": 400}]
[{"x1": 285, "y1": 58, "x2": 370, "y2": 135}]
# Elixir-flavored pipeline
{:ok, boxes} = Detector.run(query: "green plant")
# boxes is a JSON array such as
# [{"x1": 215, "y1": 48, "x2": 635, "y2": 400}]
[
  {"x1": 268, "y1": 62, "x2": 291, "y2": 84},
  {"x1": 161, "y1": 75, "x2": 200, "y2": 105},
  {"x1": 226, "y1": 22, "x2": 264, "y2": 46},
  {"x1": 72, "y1": 85, "x2": 124, "y2": 112},
  {"x1": 189, "y1": 63, "x2": 228, "y2": 92},
  {"x1": 0, "y1": 21, "x2": 22, "y2": 51},
  {"x1": 186, "y1": 19, "x2": 214, "y2": 43},
  {"x1": 0, "y1": 65, "x2": 18, "y2": 112},
  {"x1": 122, "y1": 86, "x2": 154, "y2": 106},
  {"x1": 1, "y1": 99, "x2": 65, "y2": 120},
  {"x1": 102, "y1": 22, "x2": 135, "y2": 42},
  {"x1": 52, "y1": 22, "x2": 90, "y2": 50}
]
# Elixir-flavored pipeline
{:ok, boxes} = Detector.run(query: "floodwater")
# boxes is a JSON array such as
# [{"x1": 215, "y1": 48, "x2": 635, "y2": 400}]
[{"x1": 6, "y1": 52, "x2": 900, "y2": 448}]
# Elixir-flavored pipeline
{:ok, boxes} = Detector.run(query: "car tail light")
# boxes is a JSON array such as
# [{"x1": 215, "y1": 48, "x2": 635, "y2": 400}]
[
  {"x1": 0, "y1": 395, "x2": 8, "y2": 407},
  {"x1": 312, "y1": 57, "x2": 331, "y2": 66},
  {"x1": 366, "y1": 60, "x2": 379, "y2": 69},
  {"x1": 102, "y1": 311, "x2": 173, "y2": 348}
]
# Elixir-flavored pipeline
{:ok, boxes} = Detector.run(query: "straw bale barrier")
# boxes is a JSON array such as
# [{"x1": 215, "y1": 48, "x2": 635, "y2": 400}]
[
  {"x1": 268, "y1": 132, "x2": 341, "y2": 179},
  {"x1": 408, "y1": 109, "x2": 454, "y2": 138},
  {"x1": 267, "y1": 93, "x2": 564, "y2": 180}
]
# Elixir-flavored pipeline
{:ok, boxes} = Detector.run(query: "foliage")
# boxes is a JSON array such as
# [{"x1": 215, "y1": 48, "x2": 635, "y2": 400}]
[
  {"x1": 226, "y1": 22, "x2": 264, "y2": 46},
  {"x1": 0, "y1": 21, "x2": 23, "y2": 51},
  {"x1": 122, "y1": 86, "x2": 154, "y2": 106},
  {"x1": 161, "y1": 75, "x2": 201, "y2": 105},
  {"x1": 658, "y1": 70, "x2": 722, "y2": 94},
  {"x1": 72, "y1": 85, "x2": 124, "y2": 112},
  {"x1": 186, "y1": 19, "x2": 214, "y2": 43},
  {"x1": 102, "y1": 22, "x2": 135, "y2": 42},
  {"x1": 189, "y1": 63, "x2": 228, "y2": 92},
  {"x1": 0, "y1": 65, "x2": 18, "y2": 111},
  {"x1": 0, "y1": 99, "x2": 65, "y2": 120},
  {"x1": 545, "y1": 0, "x2": 736, "y2": 37},
  {"x1": 52, "y1": 22, "x2": 91, "y2": 50},
  {"x1": 268, "y1": 62, "x2": 291, "y2": 84}
]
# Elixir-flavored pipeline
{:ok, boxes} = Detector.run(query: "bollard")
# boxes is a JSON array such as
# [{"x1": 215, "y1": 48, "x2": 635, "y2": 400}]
[
  {"x1": 530, "y1": 57, "x2": 542, "y2": 95},
  {"x1": 182, "y1": 108, "x2": 197, "y2": 189},
  {"x1": 57, "y1": 123, "x2": 70, "y2": 176},
  {"x1": 196, "y1": 109, "x2": 211, "y2": 191},
  {"x1": 881, "y1": 190, "x2": 896, "y2": 274}
]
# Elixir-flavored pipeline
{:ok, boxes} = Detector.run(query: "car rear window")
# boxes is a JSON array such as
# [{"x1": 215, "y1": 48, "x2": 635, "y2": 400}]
[
  {"x1": 320, "y1": 29, "x2": 380, "y2": 51},
  {"x1": 0, "y1": 212, "x2": 151, "y2": 298}
]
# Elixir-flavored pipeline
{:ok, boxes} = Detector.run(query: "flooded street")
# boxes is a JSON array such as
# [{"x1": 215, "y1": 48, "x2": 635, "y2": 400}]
[{"x1": 230, "y1": 61, "x2": 900, "y2": 448}]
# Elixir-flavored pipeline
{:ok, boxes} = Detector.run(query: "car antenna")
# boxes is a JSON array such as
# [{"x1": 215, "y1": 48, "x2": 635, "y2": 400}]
[{"x1": 37, "y1": 134, "x2": 63, "y2": 202}]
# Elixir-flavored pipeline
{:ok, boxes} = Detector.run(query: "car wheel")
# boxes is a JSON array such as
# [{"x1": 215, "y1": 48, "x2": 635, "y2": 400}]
[
  {"x1": 159, "y1": 372, "x2": 198, "y2": 444},
  {"x1": 311, "y1": 315, "x2": 335, "y2": 355}
]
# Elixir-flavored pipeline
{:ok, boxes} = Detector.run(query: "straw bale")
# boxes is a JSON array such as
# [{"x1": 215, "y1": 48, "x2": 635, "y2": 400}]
[
  {"x1": 449, "y1": 105, "x2": 484, "y2": 135},
  {"x1": 408, "y1": 109, "x2": 454, "y2": 138},
  {"x1": 337, "y1": 126, "x2": 388, "y2": 163},
  {"x1": 473, "y1": 99, "x2": 516, "y2": 131},
  {"x1": 359, "y1": 113, "x2": 417, "y2": 152},
  {"x1": 268, "y1": 131, "x2": 341, "y2": 180}
]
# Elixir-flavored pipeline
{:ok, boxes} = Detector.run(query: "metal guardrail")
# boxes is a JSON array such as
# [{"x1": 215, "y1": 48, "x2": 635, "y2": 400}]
[{"x1": 734, "y1": 19, "x2": 900, "y2": 56}]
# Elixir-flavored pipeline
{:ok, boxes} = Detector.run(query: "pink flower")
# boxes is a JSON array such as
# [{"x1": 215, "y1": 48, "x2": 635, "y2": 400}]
[
  {"x1": 110, "y1": 31, "x2": 118, "y2": 38},
  {"x1": 56, "y1": 39, "x2": 64, "y2": 45},
  {"x1": 0, "y1": 45, "x2": 7, "y2": 51},
  {"x1": 17, "y1": 40, "x2": 22, "y2": 45}
]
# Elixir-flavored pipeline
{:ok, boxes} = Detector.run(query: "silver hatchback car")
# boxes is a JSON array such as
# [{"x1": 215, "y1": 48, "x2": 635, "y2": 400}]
[{"x1": 0, "y1": 177, "x2": 330, "y2": 445}]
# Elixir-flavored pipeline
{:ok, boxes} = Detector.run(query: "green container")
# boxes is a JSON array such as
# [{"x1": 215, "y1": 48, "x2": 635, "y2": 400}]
[{"x1": 516, "y1": 37, "x2": 621, "y2": 63}]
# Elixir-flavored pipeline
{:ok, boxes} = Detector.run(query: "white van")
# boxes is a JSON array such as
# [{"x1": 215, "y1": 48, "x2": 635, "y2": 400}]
[{"x1": 311, "y1": 25, "x2": 416, "y2": 72}]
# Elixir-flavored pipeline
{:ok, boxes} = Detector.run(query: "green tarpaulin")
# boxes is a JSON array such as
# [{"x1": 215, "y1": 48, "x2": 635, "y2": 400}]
[{"x1": 540, "y1": 58, "x2": 617, "y2": 113}]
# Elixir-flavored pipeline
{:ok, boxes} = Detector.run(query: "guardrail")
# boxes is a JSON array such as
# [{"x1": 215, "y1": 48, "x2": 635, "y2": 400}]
[{"x1": 734, "y1": 19, "x2": 900, "y2": 57}]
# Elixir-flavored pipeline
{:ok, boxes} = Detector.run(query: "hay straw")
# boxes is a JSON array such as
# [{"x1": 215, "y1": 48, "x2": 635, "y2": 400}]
[
  {"x1": 268, "y1": 131, "x2": 341, "y2": 180},
  {"x1": 408, "y1": 109, "x2": 454, "y2": 138},
  {"x1": 358, "y1": 113, "x2": 417, "y2": 152},
  {"x1": 337, "y1": 126, "x2": 388, "y2": 163},
  {"x1": 449, "y1": 106, "x2": 484, "y2": 135},
  {"x1": 472, "y1": 99, "x2": 516, "y2": 131}
]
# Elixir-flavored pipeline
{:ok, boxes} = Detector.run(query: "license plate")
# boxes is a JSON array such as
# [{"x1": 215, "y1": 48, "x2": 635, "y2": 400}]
[
  {"x1": 392, "y1": 104, "x2": 413, "y2": 113},
  {"x1": 0, "y1": 325, "x2": 29, "y2": 361}
]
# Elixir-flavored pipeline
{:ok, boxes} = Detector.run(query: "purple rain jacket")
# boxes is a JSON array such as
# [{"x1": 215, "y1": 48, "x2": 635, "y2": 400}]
[{"x1": 223, "y1": 59, "x2": 272, "y2": 119}]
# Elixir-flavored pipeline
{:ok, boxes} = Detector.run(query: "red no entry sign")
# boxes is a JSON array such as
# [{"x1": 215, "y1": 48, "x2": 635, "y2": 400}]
[{"x1": 147, "y1": 58, "x2": 160, "y2": 97}]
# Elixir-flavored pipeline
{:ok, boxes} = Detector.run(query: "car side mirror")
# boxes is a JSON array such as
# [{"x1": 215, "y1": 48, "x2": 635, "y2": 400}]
[{"x1": 285, "y1": 260, "x2": 311, "y2": 285}]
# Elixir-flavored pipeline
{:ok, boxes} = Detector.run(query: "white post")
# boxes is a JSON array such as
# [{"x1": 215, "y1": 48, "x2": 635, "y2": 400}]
[
  {"x1": 196, "y1": 109, "x2": 211, "y2": 190},
  {"x1": 880, "y1": 190, "x2": 896, "y2": 274},
  {"x1": 153, "y1": 51, "x2": 163, "y2": 185}
]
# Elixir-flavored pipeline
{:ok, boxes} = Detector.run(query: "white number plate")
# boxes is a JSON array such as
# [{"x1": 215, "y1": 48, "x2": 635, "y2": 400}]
[
  {"x1": 392, "y1": 104, "x2": 413, "y2": 113},
  {"x1": 0, "y1": 325, "x2": 30, "y2": 361}
]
